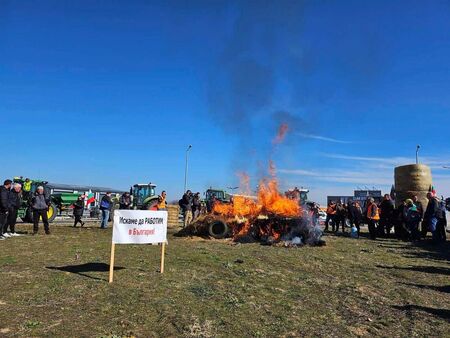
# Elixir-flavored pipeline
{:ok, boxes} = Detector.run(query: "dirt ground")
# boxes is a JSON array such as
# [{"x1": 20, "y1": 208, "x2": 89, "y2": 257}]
[{"x1": 0, "y1": 222, "x2": 448, "y2": 337}]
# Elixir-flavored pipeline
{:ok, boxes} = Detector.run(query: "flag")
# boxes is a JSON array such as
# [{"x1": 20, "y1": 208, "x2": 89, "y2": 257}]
[
  {"x1": 86, "y1": 193, "x2": 95, "y2": 205},
  {"x1": 428, "y1": 185, "x2": 436, "y2": 196}
]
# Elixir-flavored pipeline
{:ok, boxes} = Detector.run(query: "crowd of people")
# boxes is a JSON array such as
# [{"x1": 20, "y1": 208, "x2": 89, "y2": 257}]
[
  {"x1": 179, "y1": 190, "x2": 203, "y2": 227},
  {"x1": 325, "y1": 193, "x2": 447, "y2": 243},
  {"x1": 0, "y1": 179, "x2": 170, "y2": 237},
  {"x1": 1, "y1": 175, "x2": 447, "y2": 245},
  {"x1": 0, "y1": 179, "x2": 52, "y2": 239}
]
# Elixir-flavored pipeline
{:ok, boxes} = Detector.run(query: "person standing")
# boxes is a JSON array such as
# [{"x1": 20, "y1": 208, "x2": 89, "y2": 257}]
[
  {"x1": 349, "y1": 200, "x2": 363, "y2": 236},
  {"x1": 6, "y1": 183, "x2": 22, "y2": 236},
  {"x1": 31, "y1": 186, "x2": 51, "y2": 235},
  {"x1": 335, "y1": 202, "x2": 347, "y2": 234},
  {"x1": 379, "y1": 194, "x2": 394, "y2": 237},
  {"x1": 394, "y1": 201, "x2": 408, "y2": 240},
  {"x1": 99, "y1": 192, "x2": 113, "y2": 229},
  {"x1": 72, "y1": 195, "x2": 85, "y2": 227},
  {"x1": 119, "y1": 192, "x2": 132, "y2": 209},
  {"x1": 157, "y1": 191, "x2": 168, "y2": 211},
  {"x1": 180, "y1": 190, "x2": 193, "y2": 227},
  {"x1": 404, "y1": 199, "x2": 421, "y2": 241},
  {"x1": 435, "y1": 197, "x2": 447, "y2": 242},
  {"x1": 412, "y1": 195, "x2": 424, "y2": 237},
  {"x1": 192, "y1": 192, "x2": 201, "y2": 220},
  {"x1": 0, "y1": 180, "x2": 12, "y2": 240},
  {"x1": 23, "y1": 178, "x2": 32, "y2": 199},
  {"x1": 424, "y1": 192, "x2": 439, "y2": 242},
  {"x1": 324, "y1": 201, "x2": 336, "y2": 232},
  {"x1": 366, "y1": 197, "x2": 380, "y2": 240}
]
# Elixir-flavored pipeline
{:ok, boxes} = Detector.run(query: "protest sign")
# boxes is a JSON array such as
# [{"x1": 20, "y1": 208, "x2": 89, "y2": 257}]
[{"x1": 109, "y1": 209, "x2": 168, "y2": 283}]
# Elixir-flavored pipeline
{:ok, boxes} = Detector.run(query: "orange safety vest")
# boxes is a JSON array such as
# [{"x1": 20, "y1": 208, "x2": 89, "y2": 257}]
[
  {"x1": 326, "y1": 206, "x2": 336, "y2": 215},
  {"x1": 367, "y1": 203, "x2": 380, "y2": 221}
]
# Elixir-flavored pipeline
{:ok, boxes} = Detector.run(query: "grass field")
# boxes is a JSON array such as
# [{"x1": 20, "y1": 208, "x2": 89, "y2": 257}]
[{"x1": 0, "y1": 222, "x2": 449, "y2": 337}]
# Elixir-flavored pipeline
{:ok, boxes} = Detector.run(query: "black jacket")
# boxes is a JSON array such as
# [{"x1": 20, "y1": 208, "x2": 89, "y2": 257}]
[
  {"x1": 100, "y1": 195, "x2": 113, "y2": 211},
  {"x1": 349, "y1": 203, "x2": 363, "y2": 221},
  {"x1": 119, "y1": 194, "x2": 131, "y2": 209},
  {"x1": 180, "y1": 193, "x2": 192, "y2": 212},
  {"x1": 8, "y1": 189, "x2": 21, "y2": 209},
  {"x1": 0, "y1": 186, "x2": 10, "y2": 212},
  {"x1": 379, "y1": 199, "x2": 394, "y2": 219},
  {"x1": 424, "y1": 198, "x2": 439, "y2": 220},
  {"x1": 73, "y1": 199, "x2": 84, "y2": 216}
]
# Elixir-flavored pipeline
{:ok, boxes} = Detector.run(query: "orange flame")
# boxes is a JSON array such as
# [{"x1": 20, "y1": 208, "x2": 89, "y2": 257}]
[
  {"x1": 273, "y1": 123, "x2": 289, "y2": 144},
  {"x1": 213, "y1": 163, "x2": 301, "y2": 232}
]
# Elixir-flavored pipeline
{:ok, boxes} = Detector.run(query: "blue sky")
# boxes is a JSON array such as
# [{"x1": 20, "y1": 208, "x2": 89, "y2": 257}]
[{"x1": 1, "y1": 0, "x2": 450, "y2": 204}]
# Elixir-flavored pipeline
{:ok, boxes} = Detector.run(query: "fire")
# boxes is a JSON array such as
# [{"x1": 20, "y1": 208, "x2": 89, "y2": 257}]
[
  {"x1": 212, "y1": 165, "x2": 301, "y2": 239},
  {"x1": 273, "y1": 123, "x2": 289, "y2": 144},
  {"x1": 211, "y1": 121, "x2": 304, "y2": 240}
]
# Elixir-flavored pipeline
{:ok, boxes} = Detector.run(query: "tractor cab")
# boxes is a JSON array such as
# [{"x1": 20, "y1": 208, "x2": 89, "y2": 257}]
[
  {"x1": 131, "y1": 183, "x2": 158, "y2": 210},
  {"x1": 205, "y1": 188, "x2": 232, "y2": 204},
  {"x1": 285, "y1": 187, "x2": 309, "y2": 205}
]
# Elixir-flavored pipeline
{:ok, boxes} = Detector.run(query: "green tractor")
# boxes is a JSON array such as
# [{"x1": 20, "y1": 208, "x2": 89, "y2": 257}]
[
  {"x1": 14, "y1": 177, "x2": 59, "y2": 223},
  {"x1": 205, "y1": 188, "x2": 232, "y2": 204},
  {"x1": 131, "y1": 183, "x2": 160, "y2": 210}
]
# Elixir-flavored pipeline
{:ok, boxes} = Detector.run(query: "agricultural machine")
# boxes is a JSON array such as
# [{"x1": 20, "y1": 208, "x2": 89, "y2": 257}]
[
  {"x1": 13, "y1": 177, "x2": 80, "y2": 223},
  {"x1": 131, "y1": 183, "x2": 160, "y2": 210}
]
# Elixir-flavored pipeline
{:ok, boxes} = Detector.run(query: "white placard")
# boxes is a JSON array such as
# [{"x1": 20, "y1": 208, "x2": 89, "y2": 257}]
[{"x1": 112, "y1": 209, "x2": 167, "y2": 244}]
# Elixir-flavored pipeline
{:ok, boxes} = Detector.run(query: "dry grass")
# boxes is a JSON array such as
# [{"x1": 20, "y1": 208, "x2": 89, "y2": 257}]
[{"x1": 0, "y1": 223, "x2": 448, "y2": 337}]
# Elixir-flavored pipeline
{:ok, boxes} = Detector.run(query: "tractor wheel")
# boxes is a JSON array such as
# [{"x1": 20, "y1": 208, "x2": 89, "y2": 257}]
[
  {"x1": 208, "y1": 220, "x2": 229, "y2": 239},
  {"x1": 46, "y1": 203, "x2": 58, "y2": 223},
  {"x1": 145, "y1": 199, "x2": 159, "y2": 211}
]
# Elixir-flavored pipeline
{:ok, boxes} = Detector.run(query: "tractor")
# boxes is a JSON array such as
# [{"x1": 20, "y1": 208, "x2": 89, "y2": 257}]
[
  {"x1": 131, "y1": 183, "x2": 160, "y2": 210},
  {"x1": 13, "y1": 177, "x2": 58, "y2": 223}
]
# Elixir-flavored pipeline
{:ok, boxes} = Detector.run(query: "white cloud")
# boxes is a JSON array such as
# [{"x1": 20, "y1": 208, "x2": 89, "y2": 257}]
[
  {"x1": 278, "y1": 168, "x2": 393, "y2": 186},
  {"x1": 321, "y1": 153, "x2": 450, "y2": 168},
  {"x1": 297, "y1": 133, "x2": 352, "y2": 144}
]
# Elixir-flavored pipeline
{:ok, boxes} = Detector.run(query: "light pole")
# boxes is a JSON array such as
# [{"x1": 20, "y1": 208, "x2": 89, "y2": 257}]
[
  {"x1": 416, "y1": 145, "x2": 420, "y2": 164},
  {"x1": 184, "y1": 145, "x2": 192, "y2": 193}
]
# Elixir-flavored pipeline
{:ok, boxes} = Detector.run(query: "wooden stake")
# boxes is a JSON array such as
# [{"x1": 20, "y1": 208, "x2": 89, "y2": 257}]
[
  {"x1": 109, "y1": 243, "x2": 116, "y2": 283},
  {"x1": 160, "y1": 242, "x2": 166, "y2": 274}
]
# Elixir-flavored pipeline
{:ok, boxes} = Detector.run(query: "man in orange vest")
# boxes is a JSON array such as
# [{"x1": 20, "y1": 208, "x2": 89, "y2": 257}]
[
  {"x1": 325, "y1": 201, "x2": 337, "y2": 232},
  {"x1": 366, "y1": 197, "x2": 380, "y2": 240}
]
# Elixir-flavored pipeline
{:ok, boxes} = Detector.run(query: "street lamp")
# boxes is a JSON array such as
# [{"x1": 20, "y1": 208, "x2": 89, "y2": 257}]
[
  {"x1": 416, "y1": 145, "x2": 420, "y2": 164},
  {"x1": 184, "y1": 145, "x2": 192, "y2": 193}
]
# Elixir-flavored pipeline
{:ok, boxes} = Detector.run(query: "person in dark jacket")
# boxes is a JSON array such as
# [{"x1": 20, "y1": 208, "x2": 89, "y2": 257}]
[
  {"x1": 394, "y1": 201, "x2": 408, "y2": 240},
  {"x1": 72, "y1": 195, "x2": 85, "y2": 228},
  {"x1": 404, "y1": 199, "x2": 421, "y2": 241},
  {"x1": 192, "y1": 192, "x2": 201, "y2": 220},
  {"x1": 31, "y1": 186, "x2": 51, "y2": 235},
  {"x1": 379, "y1": 194, "x2": 394, "y2": 237},
  {"x1": 435, "y1": 197, "x2": 447, "y2": 243},
  {"x1": 119, "y1": 192, "x2": 132, "y2": 210},
  {"x1": 0, "y1": 179, "x2": 12, "y2": 240},
  {"x1": 423, "y1": 192, "x2": 439, "y2": 241},
  {"x1": 334, "y1": 202, "x2": 347, "y2": 234},
  {"x1": 100, "y1": 192, "x2": 113, "y2": 229},
  {"x1": 180, "y1": 190, "x2": 193, "y2": 227},
  {"x1": 348, "y1": 200, "x2": 363, "y2": 236},
  {"x1": 412, "y1": 195, "x2": 424, "y2": 237},
  {"x1": 6, "y1": 183, "x2": 22, "y2": 236}
]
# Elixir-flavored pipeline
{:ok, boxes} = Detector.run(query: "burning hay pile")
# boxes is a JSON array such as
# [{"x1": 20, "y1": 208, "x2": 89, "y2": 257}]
[{"x1": 176, "y1": 177, "x2": 325, "y2": 247}]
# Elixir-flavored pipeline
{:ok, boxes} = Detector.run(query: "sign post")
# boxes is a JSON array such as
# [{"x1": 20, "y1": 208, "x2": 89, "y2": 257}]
[{"x1": 109, "y1": 209, "x2": 168, "y2": 283}]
